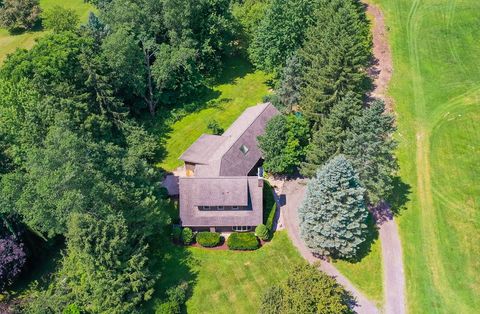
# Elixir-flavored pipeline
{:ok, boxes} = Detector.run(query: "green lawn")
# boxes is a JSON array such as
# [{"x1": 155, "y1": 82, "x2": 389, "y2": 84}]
[
  {"x1": 0, "y1": 0, "x2": 94, "y2": 63},
  {"x1": 150, "y1": 231, "x2": 305, "y2": 313},
  {"x1": 155, "y1": 58, "x2": 272, "y2": 171},
  {"x1": 371, "y1": 0, "x2": 480, "y2": 312},
  {"x1": 334, "y1": 239, "x2": 383, "y2": 305}
]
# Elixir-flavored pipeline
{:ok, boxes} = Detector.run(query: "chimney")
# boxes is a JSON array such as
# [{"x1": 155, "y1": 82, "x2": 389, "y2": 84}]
[{"x1": 257, "y1": 167, "x2": 264, "y2": 188}]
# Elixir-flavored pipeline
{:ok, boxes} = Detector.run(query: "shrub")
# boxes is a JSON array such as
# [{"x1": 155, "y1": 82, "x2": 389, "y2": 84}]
[
  {"x1": 227, "y1": 232, "x2": 259, "y2": 250},
  {"x1": 259, "y1": 285, "x2": 284, "y2": 314},
  {"x1": 172, "y1": 225, "x2": 182, "y2": 243},
  {"x1": 156, "y1": 281, "x2": 188, "y2": 314},
  {"x1": 196, "y1": 232, "x2": 221, "y2": 247},
  {"x1": 0, "y1": 236, "x2": 27, "y2": 290},
  {"x1": 207, "y1": 119, "x2": 224, "y2": 135},
  {"x1": 255, "y1": 224, "x2": 269, "y2": 241},
  {"x1": 43, "y1": 6, "x2": 79, "y2": 32},
  {"x1": 263, "y1": 181, "x2": 277, "y2": 232},
  {"x1": 181, "y1": 227, "x2": 194, "y2": 245}
]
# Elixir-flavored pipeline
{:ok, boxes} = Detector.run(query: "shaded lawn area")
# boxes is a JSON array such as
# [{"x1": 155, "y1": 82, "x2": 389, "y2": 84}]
[
  {"x1": 0, "y1": 0, "x2": 95, "y2": 64},
  {"x1": 334, "y1": 238, "x2": 383, "y2": 305},
  {"x1": 148, "y1": 231, "x2": 304, "y2": 314},
  {"x1": 154, "y1": 57, "x2": 272, "y2": 171}
]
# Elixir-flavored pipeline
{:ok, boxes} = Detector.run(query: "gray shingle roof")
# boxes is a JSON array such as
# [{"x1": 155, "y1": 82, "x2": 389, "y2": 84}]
[
  {"x1": 179, "y1": 177, "x2": 263, "y2": 227},
  {"x1": 178, "y1": 103, "x2": 280, "y2": 177}
]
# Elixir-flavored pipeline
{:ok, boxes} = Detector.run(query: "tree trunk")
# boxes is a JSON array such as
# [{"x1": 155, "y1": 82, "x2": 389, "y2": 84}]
[{"x1": 142, "y1": 45, "x2": 156, "y2": 116}]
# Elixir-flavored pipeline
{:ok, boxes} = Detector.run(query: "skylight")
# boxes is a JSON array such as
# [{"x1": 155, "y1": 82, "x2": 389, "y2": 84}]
[{"x1": 240, "y1": 144, "x2": 249, "y2": 155}]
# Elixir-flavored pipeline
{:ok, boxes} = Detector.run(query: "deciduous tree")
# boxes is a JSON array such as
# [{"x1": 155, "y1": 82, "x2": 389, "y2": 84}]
[
  {"x1": 258, "y1": 114, "x2": 310, "y2": 174},
  {"x1": 0, "y1": 0, "x2": 41, "y2": 32},
  {"x1": 259, "y1": 264, "x2": 352, "y2": 314},
  {"x1": 249, "y1": 0, "x2": 318, "y2": 74}
]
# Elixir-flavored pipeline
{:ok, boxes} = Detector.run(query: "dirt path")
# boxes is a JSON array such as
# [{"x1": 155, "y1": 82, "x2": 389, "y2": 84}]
[
  {"x1": 278, "y1": 179, "x2": 380, "y2": 314},
  {"x1": 367, "y1": 2, "x2": 407, "y2": 314},
  {"x1": 366, "y1": 3, "x2": 394, "y2": 109}
]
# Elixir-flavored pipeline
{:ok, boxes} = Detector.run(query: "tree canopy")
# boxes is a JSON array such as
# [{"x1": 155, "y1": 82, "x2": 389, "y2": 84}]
[
  {"x1": 259, "y1": 264, "x2": 352, "y2": 314},
  {"x1": 258, "y1": 114, "x2": 310, "y2": 174},
  {"x1": 299, "y1": 0, "x2": 371, "y2": 123},
  {"x1": 299, "y1": 155, "x2": 369, "y2": 259},
  {"x1": 249, "y1": 0, "x2": 319, "y2": 74}
]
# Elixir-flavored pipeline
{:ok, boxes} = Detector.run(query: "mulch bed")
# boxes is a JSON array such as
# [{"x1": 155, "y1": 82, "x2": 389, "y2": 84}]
[{"x1": 187, "y1": 238, "x2": 269, "y2": 251}]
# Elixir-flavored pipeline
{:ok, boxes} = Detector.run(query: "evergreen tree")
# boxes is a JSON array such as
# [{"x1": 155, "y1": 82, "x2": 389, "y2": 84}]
[
  {"x1": 299, "y1": 0, "x2": 371, "y2": 123},
  {"x1": 249, "y1": 0, "x2": 318, "y2": 74},
  {"x1": 301, "y1": 92, "x2": 362, "y2": 177},
  {"x1": 25, "y1": 213, "x2": 155, "y2": 313},
  {"x1": 299, "y1": 155, "x2": 369, "y2": 259},
  {"x1": 277, "y1": 54, "x2": 303, "y2": 113},
  {"x1": 344, "y1": 100, "x2": 397, "y2": 204}
]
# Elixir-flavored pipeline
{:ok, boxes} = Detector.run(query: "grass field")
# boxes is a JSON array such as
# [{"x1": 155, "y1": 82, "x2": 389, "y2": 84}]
[
  {"x1": 371, "y1": 0, "x2": 480, "y2": 312},
  {"x1": 0, "y1": 0, "x2": 94, "y2": 63},
  {"x1": 334, "y1": 239, "x2": 383, "y2": 305},
  {"x1": 150, "y1": 231, "x2": 305, "y2": 313},
  {"x1": 155, "y1": 58, "x2": 272, "y2": 171}
]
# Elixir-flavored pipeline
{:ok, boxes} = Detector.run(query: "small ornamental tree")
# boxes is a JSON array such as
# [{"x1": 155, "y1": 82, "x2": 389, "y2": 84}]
[
  {"x1": 299, "y1": 155, "x2": 369, "y2": 259},
  {"x1": 0, "y1": 0, "x2": 41, "y2": 32},
  {"x1": 0, "y1": 236, "x2": 27, "y2": 290},
  {"x1": 181, "y1": 227, "x2": 194, "y2": 245},
  {"x1": 258, "y1": 114, "x2": 310, "y2": 174},
  {"x1": 255, "y1": 224, "x2": 269, "y2": 241}
]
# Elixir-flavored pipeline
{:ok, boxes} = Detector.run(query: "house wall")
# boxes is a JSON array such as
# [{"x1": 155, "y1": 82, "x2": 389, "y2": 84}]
[
  {"x1": 185, "y1": 162, "x2": 195, "y2": 176},
  {"x1": 190, "y1": 226, "x2": 255, "y2": 233}
]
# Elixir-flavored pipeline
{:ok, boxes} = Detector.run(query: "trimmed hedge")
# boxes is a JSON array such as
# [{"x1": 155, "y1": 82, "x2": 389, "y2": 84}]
[
  {"x1": 255, "y1": 224, "x2": 269, "y2": 241},
  {"x1": 196, "y1": 232, "x2": 221, "y2": 247},
  {"x1": 181, "y1": 227, "x2": 194, "y2": 245},
  {"x1": 263, "y1": 181, "x2": 277, "y2": 232},
  {"x1": 227, "y1": 232, "x2": 259, "y2": 250}
]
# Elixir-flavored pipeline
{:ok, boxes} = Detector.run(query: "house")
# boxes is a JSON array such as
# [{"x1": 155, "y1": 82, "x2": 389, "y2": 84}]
[{"x1": 178, "y1": 102, "x2": 279, "y2": 232}]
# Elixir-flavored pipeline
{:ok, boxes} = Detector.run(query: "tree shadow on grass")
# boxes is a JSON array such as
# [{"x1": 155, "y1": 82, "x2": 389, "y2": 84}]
[
  {"x1": 145, "y1": 238, "x2": 199, "y2": 313},
  {"x1": 210, "y1": 56, "x2": 254, "y2": 86},
  {"x1": 385, "y1": 176, "x2": 411, "y2": 217}
]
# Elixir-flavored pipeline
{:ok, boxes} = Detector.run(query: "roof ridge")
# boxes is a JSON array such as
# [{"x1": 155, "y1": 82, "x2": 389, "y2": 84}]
[{"x1": 218, "y1": 103, "x2": 270, "y2": 174}]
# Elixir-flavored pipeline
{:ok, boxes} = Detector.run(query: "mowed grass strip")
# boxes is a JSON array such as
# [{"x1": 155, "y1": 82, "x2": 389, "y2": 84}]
[
  {"x1": 0, "y1": 0, "x2": 94, "y2": 64},
  {"x1": 156, "y1": 58, "x2": 271, "y2": 171},
  {"x1": 371, "y1": 0, "x2": 480, "y2": 312},
  {"x1": 151, "y1": 231, "x2": 305, "y2": 314}
]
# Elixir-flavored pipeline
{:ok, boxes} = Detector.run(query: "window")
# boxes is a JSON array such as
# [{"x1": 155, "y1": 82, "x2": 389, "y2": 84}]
[
  {"x1": 239, "y1": 144, "x2": 249, "y2": 155},
  {"x1": 204, "y1": 206, "x2": 210, "y2": 210},
  {"x1": 218, "y1": 206, "x2": 224, "y2": 210},
  {"x1": 232, "y1": 226, "x2": 251, "y2": 232},
  {"x1": 232, "y1": 205, "x2": 239, "y2": 210}
]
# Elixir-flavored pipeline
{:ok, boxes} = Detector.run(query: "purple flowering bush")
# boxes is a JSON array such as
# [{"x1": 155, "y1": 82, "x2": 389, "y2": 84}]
[{"x1": 0, "y1": 236, "x2": 26, "y2": 290}]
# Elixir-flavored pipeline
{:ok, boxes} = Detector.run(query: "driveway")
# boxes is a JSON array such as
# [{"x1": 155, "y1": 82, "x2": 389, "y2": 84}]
[{"x1": 276, "y1": 179, "x2": 380, "y2": 314}]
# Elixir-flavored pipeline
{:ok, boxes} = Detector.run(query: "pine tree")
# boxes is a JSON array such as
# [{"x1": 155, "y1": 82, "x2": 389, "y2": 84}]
[
  {"x1": 277, "y1": 55, "x2": 303, "y2": 113},
  {"x1": 299, "y1": 0, "x2": 371, "y2": 123},
  {"x1": 344, "y1": 100, "x2": 398, "y2": 204},
  {"x1": 300, "y1": 92, "x2": 362, "y2": 177},
  {"x1": 299, "y1": 154, "x2": 369, "y2": 259}
]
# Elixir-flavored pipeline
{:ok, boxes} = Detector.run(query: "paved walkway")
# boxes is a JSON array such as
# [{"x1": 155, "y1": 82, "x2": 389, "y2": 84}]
[{"x1": 277, "y1": 179, "x2": 380, "y2": 314}]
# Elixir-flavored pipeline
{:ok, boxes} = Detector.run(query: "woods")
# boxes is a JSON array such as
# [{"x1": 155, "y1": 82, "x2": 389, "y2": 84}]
[{"x1": 0, "y1": 0, "x2": 396, "y2": 312}]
